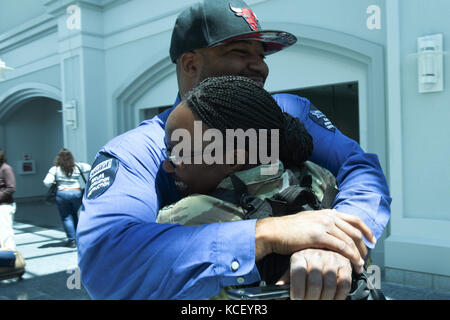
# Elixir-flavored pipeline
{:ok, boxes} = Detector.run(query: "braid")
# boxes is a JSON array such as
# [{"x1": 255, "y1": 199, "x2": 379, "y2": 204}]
[{"x1": 183, "y1": 76, "x2": 313, "y2": 166}]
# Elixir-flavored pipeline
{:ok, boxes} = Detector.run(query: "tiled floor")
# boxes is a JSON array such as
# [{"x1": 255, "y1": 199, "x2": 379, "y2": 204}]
[
  {"x1": 1, "y1": 219, "x2": 449, "y2": 300},
  {"x1": 0, "y1": 222, "x2": 90, "y2": 300}
]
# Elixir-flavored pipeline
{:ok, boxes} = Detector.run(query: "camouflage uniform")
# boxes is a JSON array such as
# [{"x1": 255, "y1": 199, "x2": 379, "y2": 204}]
[
  {"x1": 297, "y1": 161, "x2": 337, "y2": 203},
  {"x1": 157, "y1": 161, "x2": 336, "y2": 226},
  {"x1": 156, "y1": 160, "x2": 336, "y2": 299}
]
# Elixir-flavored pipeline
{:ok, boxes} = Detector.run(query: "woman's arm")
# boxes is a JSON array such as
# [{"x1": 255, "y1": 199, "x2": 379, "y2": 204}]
[{"x1": 43, "y1": 167, "x2": 56, "y2": 188}]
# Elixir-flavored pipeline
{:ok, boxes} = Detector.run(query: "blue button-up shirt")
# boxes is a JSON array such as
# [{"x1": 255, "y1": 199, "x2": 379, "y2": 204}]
[{"x1": 77, "y1": 93, "x2": 391, "y2": 299}]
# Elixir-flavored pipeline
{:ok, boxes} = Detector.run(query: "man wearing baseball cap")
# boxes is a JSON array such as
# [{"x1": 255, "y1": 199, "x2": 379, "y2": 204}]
[
  {"x1": 170, "y1": 0, "x2": 297, "y2": 95},
  {"x1": 77, "y1": 0, "x2": 391, "y2": 300}
]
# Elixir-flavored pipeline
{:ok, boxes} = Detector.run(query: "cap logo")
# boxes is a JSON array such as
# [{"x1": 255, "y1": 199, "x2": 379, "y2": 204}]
[{"x1": 229, "y1": 4, "x2": 259, "y2": 31}]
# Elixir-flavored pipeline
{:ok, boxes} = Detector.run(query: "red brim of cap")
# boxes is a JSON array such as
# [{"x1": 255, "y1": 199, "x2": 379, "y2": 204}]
[{"x1": 212, "y1": 30, "x2": 297, "y2": 55}]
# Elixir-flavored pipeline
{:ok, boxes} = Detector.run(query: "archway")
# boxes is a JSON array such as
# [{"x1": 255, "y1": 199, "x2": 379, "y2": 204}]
[
  {"x1": 113, "y1": 50, "x2": 175, "y2": 134},
  {"x1": 0, "y1": 83, "x2": 64, "y2": 227},
  {"x1": 0, "y1": 83, "x2": 61, "y2": 121}
]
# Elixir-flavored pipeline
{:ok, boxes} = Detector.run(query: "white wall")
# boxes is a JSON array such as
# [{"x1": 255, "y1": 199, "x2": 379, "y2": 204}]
[
  {"x1": 383, "y1": 0, "x2": 450, "y2": 283},
  {"x1": 0, "y1": 32, "x2": 58, "y2": 72},
  {"x1": 0, "y1": 65, "x2": 61, "y2": 101},
  {"x1": 0, "y1": 0, "x2": 48, "y2": 34},
  {"x1": 256, "y1": 0, "x2": 386, "y2": 45},
  {"x1": 399, "y1": 0, "x2": 450, "y2": 221}
]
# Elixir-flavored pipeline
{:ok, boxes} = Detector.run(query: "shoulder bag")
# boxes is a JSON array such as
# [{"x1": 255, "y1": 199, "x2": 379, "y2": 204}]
[
  {"x1": 45, "y1": 171, "x2": 57, "y2": 204},
  {"x1": 75, "y1": 164, "x2": 87, "y2": 197}
]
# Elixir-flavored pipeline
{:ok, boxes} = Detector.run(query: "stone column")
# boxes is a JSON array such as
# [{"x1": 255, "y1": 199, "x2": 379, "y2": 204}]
[{"x1": 46, "y1": 0, "x2": 109, "y2": 163}]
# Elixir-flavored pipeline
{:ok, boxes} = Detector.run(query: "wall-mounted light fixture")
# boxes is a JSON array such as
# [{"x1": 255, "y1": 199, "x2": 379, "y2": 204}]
[
  {"x1": 0, "y1": 59, "x2": 14, "y2": 82},
  {"x1": 418, "y1": 34, "x2": 444, "y2": 93},
  {"x1": 64, "y1": 100, "x2": 77, "y2": 129}
]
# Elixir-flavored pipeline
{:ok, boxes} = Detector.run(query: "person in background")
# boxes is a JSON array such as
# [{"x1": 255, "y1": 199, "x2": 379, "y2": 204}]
[
  {"x1": 0, "y1": 149, "x2": 25, "y2": 280},
  {"x1": 43, "y1": 148, "x2": 90, "y2": 248},
  {"x1": 0, "y1": 150, "x2": 17, "y2": 250}
]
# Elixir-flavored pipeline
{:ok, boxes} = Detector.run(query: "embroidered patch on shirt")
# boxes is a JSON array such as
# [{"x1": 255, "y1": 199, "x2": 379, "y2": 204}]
[
  {"x1": 85, "y1": 153, "x2": 119, "y2": 200},
  {"x1": 308, "y1": 104, "x2": 336, "y2": 132}
]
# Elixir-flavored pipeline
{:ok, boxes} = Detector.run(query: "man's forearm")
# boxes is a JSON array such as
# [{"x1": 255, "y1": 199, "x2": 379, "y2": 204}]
[
  {"x1": 255, "y1": 218, "x2": 274, "y2": 261},
  {"x1": 333, "y1": 151, "x2": 391, "y2": 247},
  {"x1": 78, "y1": 218, "x2": 261, "y2": 299}
]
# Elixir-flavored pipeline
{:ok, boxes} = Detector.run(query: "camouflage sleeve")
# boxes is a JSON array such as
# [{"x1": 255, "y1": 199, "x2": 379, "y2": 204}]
[
  {"x1": 303, "y1": 160, "x2": 337, "y2": 202},
  {"x1": 157, "y1": 162, "x2": 337, "y2": 227},
  {"x1": 288, "y1": 161, "x2": 337, "y2": 203},
  {"x1": 157, "y1": 194, "x2": 246, "y2": 226}
]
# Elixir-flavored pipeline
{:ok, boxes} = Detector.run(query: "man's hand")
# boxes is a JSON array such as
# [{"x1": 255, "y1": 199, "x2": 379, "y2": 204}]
[
  {"x1": 255, "y1": 209, "x2": 375, "y2": 273},
  {"x1": 276, "y1": 249, "x2": 353, "y2": 300},
  {"x1": 331, "y1": 210, "x2": 373, "y2": 260}
]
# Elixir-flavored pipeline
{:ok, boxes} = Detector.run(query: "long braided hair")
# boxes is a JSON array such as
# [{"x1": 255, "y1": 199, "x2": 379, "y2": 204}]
[{"x1": 183, "y1": 75, "x2": 313, "y2": 167}]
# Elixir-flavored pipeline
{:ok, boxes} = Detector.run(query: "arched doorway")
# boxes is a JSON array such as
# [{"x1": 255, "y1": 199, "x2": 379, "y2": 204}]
[{"x1": 0, "y1": 84, "x2": 64, "y2": 227}]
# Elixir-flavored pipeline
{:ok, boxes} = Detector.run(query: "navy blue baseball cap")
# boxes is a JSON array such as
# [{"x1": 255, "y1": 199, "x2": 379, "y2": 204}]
[{"x1": 169, "y1": 0, "x2": 297, "y2": 62}]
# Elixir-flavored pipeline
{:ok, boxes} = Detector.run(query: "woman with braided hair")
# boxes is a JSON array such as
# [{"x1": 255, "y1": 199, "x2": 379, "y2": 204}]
[
  {"x1": 158, "y1": 75, "x2": 340, "y2": 295},
  {"x1": 160, "y1": 75, "x2": 335, "y2": 199},
  {"x1": 183, "y1": 75, "x2": 313, "y2": 167}
]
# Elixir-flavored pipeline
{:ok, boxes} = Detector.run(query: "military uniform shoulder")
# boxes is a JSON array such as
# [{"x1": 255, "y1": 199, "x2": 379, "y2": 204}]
[
  {"x1": 157, "y1": 194, "x2": 245, "y2": 226},
  {"x1": 303, "y1": 161, "x2": 337, "y2": 202},
  {"x1": 304, "y1": 161, "x2": 335, "y2": 182}
]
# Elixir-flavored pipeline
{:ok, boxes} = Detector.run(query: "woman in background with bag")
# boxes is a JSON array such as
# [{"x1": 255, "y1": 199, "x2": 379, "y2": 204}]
[{"x1": 43, "y1": 148, "x2": 90, "y2": 248}]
